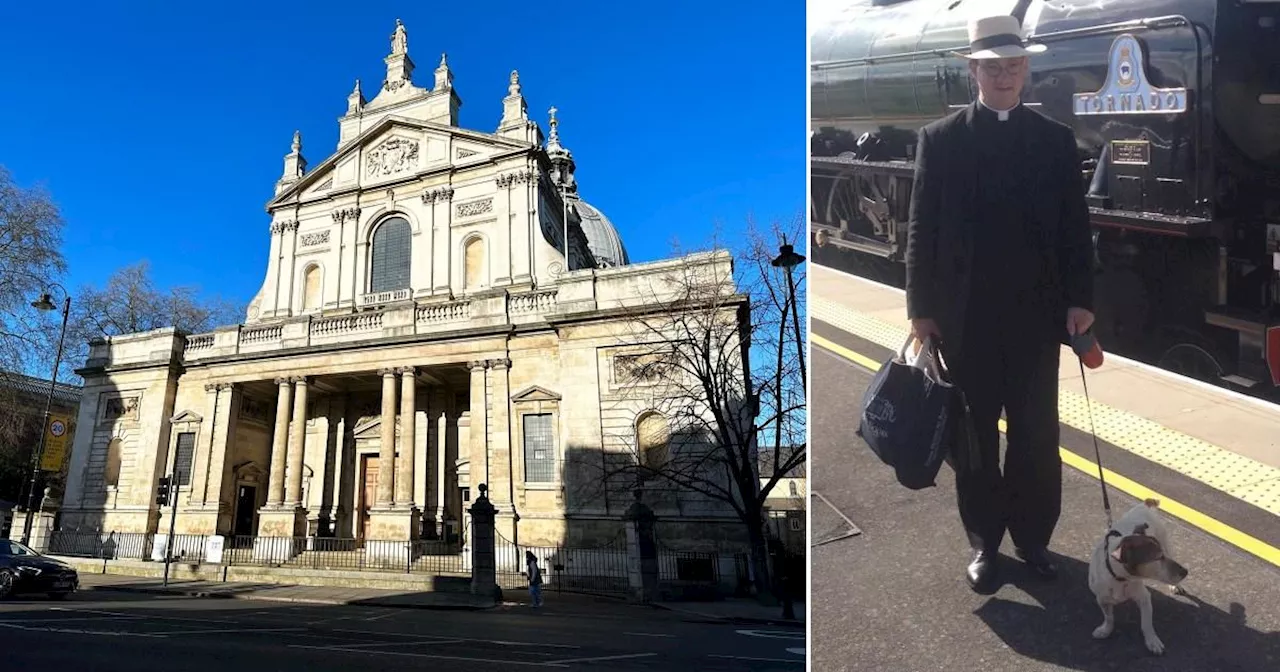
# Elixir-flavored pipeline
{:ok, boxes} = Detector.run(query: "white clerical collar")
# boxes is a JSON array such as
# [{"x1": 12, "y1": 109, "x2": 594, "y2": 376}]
[{"x1": 979, "y1": 99, "x2": 1019, "y2": 121}]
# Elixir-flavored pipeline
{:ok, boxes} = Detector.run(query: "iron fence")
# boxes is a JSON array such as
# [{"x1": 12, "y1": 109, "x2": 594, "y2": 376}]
[
  {"x1": 47, "y1": 530, "x2": 153, "y2": 560},
  {"x1": 221, "y1": 536, "x2": 466, "y2": 575},
  {"x1": 495, "y1": 531, "x2": 731, "y2": 599}
]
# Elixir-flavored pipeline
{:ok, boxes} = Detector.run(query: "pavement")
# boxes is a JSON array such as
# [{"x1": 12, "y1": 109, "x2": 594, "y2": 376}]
[
  {"x1": 69, "y1": 571, "x2": 805, "y2": 626},
  {"x1": 810, "y1": 330, "x2": 1280, "y2": 672},
  {"x1": 0, "y1": 585, "x2": 806, "y2": 670}
]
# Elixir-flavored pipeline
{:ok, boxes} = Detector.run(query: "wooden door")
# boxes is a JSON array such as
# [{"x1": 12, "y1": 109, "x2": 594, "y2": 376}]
[{"x1": 359, "y1": 455, "x2": 379, "y2": 544}]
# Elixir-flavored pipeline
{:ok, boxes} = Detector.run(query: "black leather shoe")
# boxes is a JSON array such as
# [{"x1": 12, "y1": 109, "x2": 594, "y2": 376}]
[
  {"x1": 965, "y1": 549, "x2": 1000, "y2": 593},
  {"x1": 1015, "y1": 546, "x2": 1059, "y2": 581}
]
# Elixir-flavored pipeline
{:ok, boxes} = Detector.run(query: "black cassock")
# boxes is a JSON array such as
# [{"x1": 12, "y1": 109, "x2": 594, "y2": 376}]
[{"x1": 906, "y1": 101, "x2": 1095, "y2": 554}]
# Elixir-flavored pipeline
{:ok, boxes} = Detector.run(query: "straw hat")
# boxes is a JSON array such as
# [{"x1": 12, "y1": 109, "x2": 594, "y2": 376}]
[{"x1": 958, "y1": 15, "x2": 1047, "y2": 59}]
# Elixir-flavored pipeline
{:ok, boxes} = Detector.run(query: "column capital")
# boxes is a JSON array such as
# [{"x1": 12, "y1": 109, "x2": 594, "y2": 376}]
[
  {"x1": 396, "y1": 365, "x2": 418, "y2": 377},
  {"x1": 378, "y1": 367, "x2": 398, "y2": 378},
  {"x1": 290, "y1": 375, "x2": 310, "y2": 386},
  {"x1": 204, "y1": 383, "x2": 219, "y2": 393},
  {"x1": 274, "y1": 377, "x2": 291, "y2": 386},
  {"x1": 217, "y1": 382, "x2": 236, "y2": 392},
  {"x1": 487, "y1": 358, "x2": 511, "y2": 371},
  {"x1": 467, "y1": 360, "x2": 489, "y2": 372}
]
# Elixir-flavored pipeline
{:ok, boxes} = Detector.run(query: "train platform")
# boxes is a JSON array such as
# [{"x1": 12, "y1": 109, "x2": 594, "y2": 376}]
[{"x1": 809, "y1": 263, "x2": 1280, "y2": 671}]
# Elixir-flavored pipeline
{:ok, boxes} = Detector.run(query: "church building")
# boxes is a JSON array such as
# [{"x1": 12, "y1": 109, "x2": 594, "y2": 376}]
[{"x1": 58, "y1": 20, "x2": 750, "y2": 558}]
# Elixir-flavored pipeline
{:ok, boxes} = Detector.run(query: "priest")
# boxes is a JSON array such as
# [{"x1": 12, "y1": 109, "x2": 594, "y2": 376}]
[{"x1": 904, "y1": 14, "x2": 1096, "y2": 594}]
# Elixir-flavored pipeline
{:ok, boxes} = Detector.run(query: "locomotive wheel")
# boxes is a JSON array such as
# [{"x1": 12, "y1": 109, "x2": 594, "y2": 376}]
[{"x1": 1156, "y1": 331, "x2": 1229, "y2": 389}]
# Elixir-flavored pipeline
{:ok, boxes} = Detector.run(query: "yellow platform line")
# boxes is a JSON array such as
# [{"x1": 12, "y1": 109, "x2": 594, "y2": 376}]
[
  {"x1": 812, "y1": 333, "x2": 1280, "y2": 568},
  {"x1": 812, "y1": 297, "x2": 1280, "y2": 517}
]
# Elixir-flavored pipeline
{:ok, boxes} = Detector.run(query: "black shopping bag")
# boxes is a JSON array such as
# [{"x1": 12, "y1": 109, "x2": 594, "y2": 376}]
[{"x1": 856, "y1": 335, "x2": 964, "y2": 489}]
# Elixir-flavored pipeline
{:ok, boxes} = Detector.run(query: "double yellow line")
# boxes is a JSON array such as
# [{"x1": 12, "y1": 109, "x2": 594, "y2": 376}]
[{"x1": 811, "y1": 332, "x2": 1280, "y2": 569}]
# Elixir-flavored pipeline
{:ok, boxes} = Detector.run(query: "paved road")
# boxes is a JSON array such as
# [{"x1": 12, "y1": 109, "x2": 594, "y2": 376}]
[
  {"x1": 810, "y1": 340, "x2": 1280, "y2": 672},
  {"x1": 0, "y1": 589, "x2": 805, "y2": 670}
]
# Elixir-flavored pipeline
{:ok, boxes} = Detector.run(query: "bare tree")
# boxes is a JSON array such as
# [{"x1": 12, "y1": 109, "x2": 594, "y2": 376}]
[
  {"x1": 0, "y1": 166, "x2": 68, "y2": 454},
  {"x1": 566, "y1": 213, "x2": 806, "y2": 602},
  {"x1": 64, "y1": 260, "x2": 243, "y2": 380}
]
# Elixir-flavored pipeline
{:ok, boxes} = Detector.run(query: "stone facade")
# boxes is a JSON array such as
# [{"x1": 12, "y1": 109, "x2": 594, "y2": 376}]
[{"x1": 58, "y1": 21, "x2": 750, "y2": 555}]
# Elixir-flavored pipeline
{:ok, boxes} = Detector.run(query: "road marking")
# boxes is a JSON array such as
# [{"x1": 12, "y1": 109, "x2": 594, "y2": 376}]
[
  {"x1": 329, "y1": 639, "x2": 468, "y2": 649},
  {"x1": 735, "y1": 628, "x2": 807, "y2": 640},
  {"x1": 288, "y1": 644, "x2": 568, "y2": 667},
  {"x1": 622, "y1": 631, "x2": 676, "y2": 637},
  {"x1": 363, "y1": 610, "x2": 399, "y2": 622},
  {"x1": 0, "y1": 622, "x2": 168, "y2": 638},
  {"x1": 329, "y1": 628, "x2": 580, "y2": 648},
  {"x1": 155, "y1": 627, "x2": 308, "y2": 636},
  {"x1": 812, "y1": 338, "x2": 1280, "y2": 569},
  {"x1": 709, "y1": 654, "x2": 806, "y2": 663},
  {"x1": 0, "y1": 616, "x2": 145, "y2": 623},
  {"x1": 545, "y1": 652, "x2": 658, "y2": 664}
]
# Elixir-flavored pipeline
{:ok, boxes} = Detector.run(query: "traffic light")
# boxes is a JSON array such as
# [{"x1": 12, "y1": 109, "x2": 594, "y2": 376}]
[{"x1": 156, "y1": 476, "x2": 171, "y2": 507}]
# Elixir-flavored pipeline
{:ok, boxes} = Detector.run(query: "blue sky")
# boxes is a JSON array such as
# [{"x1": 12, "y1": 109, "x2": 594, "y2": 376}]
[{"x1": 0, "y1": 1, "x2": 805, "y2": 309}]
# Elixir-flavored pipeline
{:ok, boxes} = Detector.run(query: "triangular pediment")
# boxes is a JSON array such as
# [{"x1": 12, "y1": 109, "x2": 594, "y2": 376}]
[
  {"x1": 169, "y1": 410, "x2": 203, "y2": 424},
  {"x1": 352, "y1": 416, "x2": 400, "y2": 440},
  {"x1": 268, "y1": 116, "x2": 533, "y2": 209},
  {"x1": 511, "y1": 385, "x2": 561, "y2": 402}
]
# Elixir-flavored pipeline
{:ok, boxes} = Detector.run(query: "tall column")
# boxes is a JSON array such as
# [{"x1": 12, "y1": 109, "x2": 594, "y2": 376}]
[
  {"x1": 436, "y1": 408, "x2": 448, "y2": 530},
  {"x1": 286, "y1": 376, "x2": 309, "y2": 506},
  {"x1": 396, "y1": 367, "x2": 417, "y2": 506},
  {"x1": 377, "y1": 368, "x2": 397, "y2": 505},
  {"x1": 467, "y1": 360, "x2": 489, "y2": 490},
  {"x1": 268, "y1": 377, "x2": 292, "y2": 505}
]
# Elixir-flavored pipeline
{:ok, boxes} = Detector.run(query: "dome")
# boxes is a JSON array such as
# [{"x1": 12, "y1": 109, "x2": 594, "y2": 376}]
[{"x1": 574, "y1": 200, "x2": 630, "y2": 267}]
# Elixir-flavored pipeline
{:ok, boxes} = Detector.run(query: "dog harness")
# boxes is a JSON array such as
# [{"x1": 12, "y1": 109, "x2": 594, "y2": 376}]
[{"x1": 1103, "y1": 530, "x2": 1127, "y2": 581}]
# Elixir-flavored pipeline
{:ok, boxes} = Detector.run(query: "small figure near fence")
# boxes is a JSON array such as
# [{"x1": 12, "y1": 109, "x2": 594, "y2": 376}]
[{"x1": 525, "y1": 550, "x2": 544, "y2": 608}]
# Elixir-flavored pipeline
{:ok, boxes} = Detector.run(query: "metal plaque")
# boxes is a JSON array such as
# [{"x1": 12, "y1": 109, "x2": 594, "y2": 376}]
[
  {"x1": 1110, "y1": 140, "x2": 1151, "y2": 165},
  {"x1": 1073, "y1": 34, "x2": 1188, "y2": 116}
]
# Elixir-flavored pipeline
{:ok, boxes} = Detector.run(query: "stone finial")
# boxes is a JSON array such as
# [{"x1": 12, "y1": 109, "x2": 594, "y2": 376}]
[
  {"x1": 508, "y1": 70, "x2": 521, "y2": 97},
  {"x1": 434, "y1": 51, "x2": 453, "y2": 91},
  {"x1": 547, "y1": 106, "x2": 561, "y2": 149},
  {"x1": 347, "y1": 79, "x2": 366, "y2": 115},
  {"x1": 277, "y1": 129, "x2": 307, "y2": 191}
]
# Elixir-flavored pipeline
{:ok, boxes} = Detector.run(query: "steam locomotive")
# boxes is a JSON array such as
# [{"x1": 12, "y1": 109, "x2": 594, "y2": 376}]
[{"x1": 810, "y1": 0, "x2": 1280, "y2": 399}]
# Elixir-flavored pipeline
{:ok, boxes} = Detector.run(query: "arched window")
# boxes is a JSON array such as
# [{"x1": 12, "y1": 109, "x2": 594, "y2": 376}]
[
  {"x1": 369, "y1": 217, "x2": 412, "y2": 293},
  {"x1": 637, "y1": 412, "x2": 670, "y2": 471},
  {"x1": 104, "y1": 438, "x2": 122, "y2": 488},
  {"x1": 464, "y1": 236, "x2": 486, "y2": 290},
  {"x1": 302, "y1": 265, "x2": 322, "y2": 311}
]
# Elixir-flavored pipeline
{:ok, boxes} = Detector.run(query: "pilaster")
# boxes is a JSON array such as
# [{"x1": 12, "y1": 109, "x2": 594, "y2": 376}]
[{"x1": 487, "y1": 358, "x2": 513, "y2": 512}]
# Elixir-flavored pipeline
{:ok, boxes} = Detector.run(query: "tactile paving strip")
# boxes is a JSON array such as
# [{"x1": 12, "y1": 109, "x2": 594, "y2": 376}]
[{"x1": 813, "y1": 296, "x2": 1280, "y2": 517}]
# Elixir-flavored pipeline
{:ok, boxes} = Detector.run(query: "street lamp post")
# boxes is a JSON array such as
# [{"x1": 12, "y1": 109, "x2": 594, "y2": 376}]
[
  {"x1": 770, "y1": 238, "x2": 806, "y2": 622},
  {"x1": 21, "y1": 286, "x2": 72, "y2": 546},
  {"x1": 771, "y1": 239, "x2": 807, "y2": 392}
]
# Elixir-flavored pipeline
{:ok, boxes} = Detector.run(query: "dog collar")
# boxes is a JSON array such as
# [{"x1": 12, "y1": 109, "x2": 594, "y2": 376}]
[{"x1": 1104, "y1": 530, "x2": 1127, "y2": 582}]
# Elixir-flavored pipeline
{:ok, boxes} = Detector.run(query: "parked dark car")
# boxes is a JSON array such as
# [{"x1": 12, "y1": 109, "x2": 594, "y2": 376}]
[{"x1": 0, "y1": 539, "x2": 79, "y2": 599}]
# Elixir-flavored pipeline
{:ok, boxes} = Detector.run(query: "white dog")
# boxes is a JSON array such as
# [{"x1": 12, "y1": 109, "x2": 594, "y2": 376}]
[{"x1": 1087, "y1": 498, "x2": 1189, "y2": 655}]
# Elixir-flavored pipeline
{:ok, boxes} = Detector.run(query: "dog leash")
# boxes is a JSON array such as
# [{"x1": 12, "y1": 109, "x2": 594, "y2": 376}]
[{"x1": 1074, "y1": 341, "x2": 1114, "y2": 529}]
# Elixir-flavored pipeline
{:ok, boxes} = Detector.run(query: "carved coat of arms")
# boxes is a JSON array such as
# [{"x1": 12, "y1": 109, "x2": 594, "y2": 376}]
[{"x1": 366, "y1": 138, "x2": 420, "y2": 177}]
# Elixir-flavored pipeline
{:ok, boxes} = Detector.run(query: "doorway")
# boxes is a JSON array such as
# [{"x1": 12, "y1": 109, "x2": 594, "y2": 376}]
[
  {"x1": 232, "y1": 484, "x2": 257, "y2": 544},
  {"x1": 359, "y1": 455, "x2": 379, "y2": 545}
]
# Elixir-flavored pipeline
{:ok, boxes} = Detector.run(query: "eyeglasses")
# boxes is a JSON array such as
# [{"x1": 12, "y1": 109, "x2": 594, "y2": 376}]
[{"x1": 977, "y1": 61, "x2": 1025, "y2": 78}]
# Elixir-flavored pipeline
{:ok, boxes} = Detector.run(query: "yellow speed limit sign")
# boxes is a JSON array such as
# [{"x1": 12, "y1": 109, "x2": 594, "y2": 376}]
[{"x1": 41, "y1": 414, "x2": 72, "y2": 471}]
